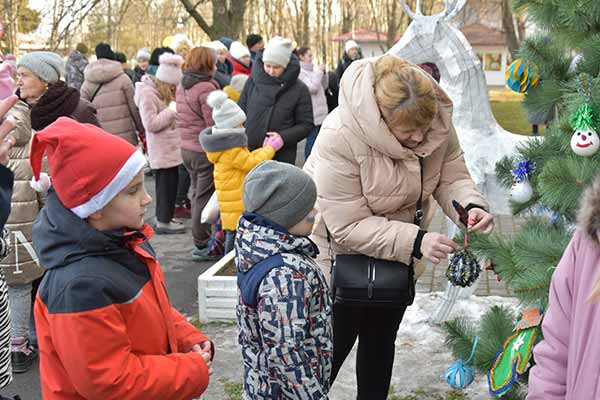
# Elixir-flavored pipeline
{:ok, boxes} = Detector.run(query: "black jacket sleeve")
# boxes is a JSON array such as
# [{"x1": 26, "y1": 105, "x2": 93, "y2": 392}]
[
  {"x1": 0, "y1": 165, "x2": 14, "y2": 231},
  {"x1": 278, "y1": 84, "x2": 314, "y2": 146}
]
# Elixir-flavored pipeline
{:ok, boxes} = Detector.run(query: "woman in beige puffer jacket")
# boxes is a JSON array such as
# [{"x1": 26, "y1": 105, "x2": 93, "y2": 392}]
[
  {"x1": 304, "y1": 55, "x2": 494, "y2": 399},
  {"x1": 81, "y1": 56, "x2": 144, "y2": 145}
]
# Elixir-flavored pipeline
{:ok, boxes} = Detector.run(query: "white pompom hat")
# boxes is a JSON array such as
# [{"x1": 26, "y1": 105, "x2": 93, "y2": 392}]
[{"x1": 206, "y1": 90, "x2": 246, "y2": 131}]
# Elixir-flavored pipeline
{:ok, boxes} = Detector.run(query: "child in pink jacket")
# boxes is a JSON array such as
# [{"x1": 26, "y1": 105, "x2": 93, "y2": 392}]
[{"x1": 528, "y1": 173, "x2": 600, "y2": 399}]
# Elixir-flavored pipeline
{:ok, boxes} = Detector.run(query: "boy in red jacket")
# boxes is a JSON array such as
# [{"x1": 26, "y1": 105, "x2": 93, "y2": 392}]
[{"x1": 29, "y1": 117, "x2": 213, "y2": 400}]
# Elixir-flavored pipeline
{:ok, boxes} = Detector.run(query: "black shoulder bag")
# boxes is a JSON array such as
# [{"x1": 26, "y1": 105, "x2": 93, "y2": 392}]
[{"x1": 326, "y1": 157, "x2": 424, "y2": 307}]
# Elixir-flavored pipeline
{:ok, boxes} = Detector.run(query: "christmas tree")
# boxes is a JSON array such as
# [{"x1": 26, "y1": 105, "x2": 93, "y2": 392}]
[{"x1": 444, "y1": 0, "x2": 600, "y2": 398}]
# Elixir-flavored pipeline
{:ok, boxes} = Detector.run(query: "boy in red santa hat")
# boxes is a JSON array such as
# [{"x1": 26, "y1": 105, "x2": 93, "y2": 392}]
[{"x1": 29, "y1": 117, "x2": 213, "y2": 400}]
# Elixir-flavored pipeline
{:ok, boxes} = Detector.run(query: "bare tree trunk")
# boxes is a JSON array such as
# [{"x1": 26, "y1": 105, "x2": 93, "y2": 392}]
[{"x1": 502, "y1": 0, "x2": 520, "y2": 59}]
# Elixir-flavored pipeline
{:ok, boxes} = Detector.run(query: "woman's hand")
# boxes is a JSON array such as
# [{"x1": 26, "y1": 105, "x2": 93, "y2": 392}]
[
  {"x1": 468, "y1": 208, "x2": 494, "y2": 234},
  {"x1": 420, "y1": 232, "x2": 458, "y2": 264}
]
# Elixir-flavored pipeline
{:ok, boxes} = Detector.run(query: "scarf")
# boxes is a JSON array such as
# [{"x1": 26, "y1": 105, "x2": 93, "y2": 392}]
[{"x1": 19, "y1": 81, "x2": 80, "y2": 131}]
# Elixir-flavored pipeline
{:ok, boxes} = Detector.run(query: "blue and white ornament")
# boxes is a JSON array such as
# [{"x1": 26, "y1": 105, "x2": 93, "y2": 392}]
[
  {"x1": 447, "y1": 249, "x2": 481, "y2": 288},
  {"x1": 446, "y1": 337, "x2": 479, "y2": 390},
  {"x1": 510, "y1": 160, "x2": 535, "y2": 204}
]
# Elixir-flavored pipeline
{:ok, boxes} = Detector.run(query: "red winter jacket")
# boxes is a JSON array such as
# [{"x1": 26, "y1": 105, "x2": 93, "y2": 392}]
[
  {"x1": 231, "y1": 56, "x2": 251, "y2": 77},
  {"x1": 33, "y1": 192, "x2": 213, "y2": 400}
]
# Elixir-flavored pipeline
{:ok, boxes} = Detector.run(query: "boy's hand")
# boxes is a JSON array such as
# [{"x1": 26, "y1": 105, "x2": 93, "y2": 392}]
[{"x1": 191, "y1": 342, "x2": 213, "y2": 375}]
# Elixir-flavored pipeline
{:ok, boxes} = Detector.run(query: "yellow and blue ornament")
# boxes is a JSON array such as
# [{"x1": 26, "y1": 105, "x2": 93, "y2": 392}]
[
  {"x1": 446, "y1": 201, "x2": 481, "y2": 288},
  {"x1": 446, "y1": 337, "x2": 479, "y2": 390},
  {"x1": 506, "y1": 59, "x2": 539, "y2": 93}
]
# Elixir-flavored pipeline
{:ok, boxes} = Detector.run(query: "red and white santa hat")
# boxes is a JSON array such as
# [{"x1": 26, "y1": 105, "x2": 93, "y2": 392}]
[{"x1": 29, "y1": 117, "x2": 146, "y2": 219}]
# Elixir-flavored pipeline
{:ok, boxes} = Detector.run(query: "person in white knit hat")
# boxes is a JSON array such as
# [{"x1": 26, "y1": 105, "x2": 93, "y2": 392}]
[
  {"x1": 134, "y1": 48, "x2": 151, "y2": 83},
  {"x1": 336, "y1": 39, "x2": 363, "y2": 80},
  {"x1": 262, "y1": 36, "x2": 294, "y2": 73},
  {"x1": 134, "y1": 53, "x2": 186, "y2": 234},
  {"x1": 229, "y1": 41, "x2": 251, "y2": 76},
  {"x1": 205, "y1": 40, "x2": 233, "y2": 88},
  {"x1": 199, "y1": 90, "x2": 283, "y2": 253}
]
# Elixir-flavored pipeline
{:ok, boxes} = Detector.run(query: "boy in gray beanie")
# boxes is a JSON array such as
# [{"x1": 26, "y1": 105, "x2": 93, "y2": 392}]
[{"x1": 235, "y1": 160, "x2": 333, "y2": 399}]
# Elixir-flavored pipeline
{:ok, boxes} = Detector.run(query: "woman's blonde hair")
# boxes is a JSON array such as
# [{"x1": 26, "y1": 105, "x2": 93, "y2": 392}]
[
  {"x1": 155, "y1": 79, "x2": 176, "y2": 104},
  {"x1": 579, "y1": 174, "x2": 600, "y2": 302},
  {"x1": 374, "y1": 55, "x2": 438, "y2": 130}
]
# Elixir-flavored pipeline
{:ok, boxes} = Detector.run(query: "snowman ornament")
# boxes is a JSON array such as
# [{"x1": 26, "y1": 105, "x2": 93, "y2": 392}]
[
  {"x1": 570, "y1": 128, "x2": 600, "y2": 157},
  {"x1": 510, "y1": 160, "x2": 535, "y2": 204}
]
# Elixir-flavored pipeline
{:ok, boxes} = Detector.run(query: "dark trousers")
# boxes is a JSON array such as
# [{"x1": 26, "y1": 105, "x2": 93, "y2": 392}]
[
  {"x1": 182, "y1": 149, "x2": 214, "y2": 248},
  {"x1": 304, "y1": 125, "x2": 321, "y2": 160},
  {"x1": 154, "y1": 166, "x2": 179, "y2": 223},
  {"x1": 224, "y1": 230, "x2": 236, "y2": 254},
  {"x1": 331, "y1": 303, "x2": 407, "y2": 400},
  {"x1": 176, "y1": 164, "x2": 190, "y2": 205}
]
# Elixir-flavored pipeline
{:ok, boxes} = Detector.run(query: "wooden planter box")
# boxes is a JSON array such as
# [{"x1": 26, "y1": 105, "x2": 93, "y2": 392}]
[{"x1": 197, "y1": 251, "x2": 237, "y2": 323}]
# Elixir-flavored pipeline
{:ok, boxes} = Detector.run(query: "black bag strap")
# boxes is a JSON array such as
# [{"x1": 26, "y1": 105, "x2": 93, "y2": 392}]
[
  {"x1": 325, "y1": 156, "x2": 425, "y2": 265},
  {"x1": 414, "y1": 156, "x2": 425, "y2": 226},
  {"x1": 89, "y1": 83, "x2": 103, "y2": 103}
]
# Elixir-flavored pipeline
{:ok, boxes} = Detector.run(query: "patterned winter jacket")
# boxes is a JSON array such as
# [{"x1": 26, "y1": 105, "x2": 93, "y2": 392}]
[
  {"x1": 235, "y1": 212, "x2": 333, "y2": 400},
  {"x1": 65, "y1": 51, "x2": 88, "y2": 91}
]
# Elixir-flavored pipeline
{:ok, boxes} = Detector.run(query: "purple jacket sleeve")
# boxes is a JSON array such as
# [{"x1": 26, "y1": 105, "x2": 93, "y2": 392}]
[{"x1": 527, "y1": 235, "x2": 576, "y2": 400}]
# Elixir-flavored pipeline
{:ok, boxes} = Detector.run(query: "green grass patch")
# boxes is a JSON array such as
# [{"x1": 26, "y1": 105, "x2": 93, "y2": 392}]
[
  {"x1": 220, "y1": 378, "x2": 243, "y2": 400},
  {"x1": 387, "y1": 386, "x2": 470, "y2": 400}
]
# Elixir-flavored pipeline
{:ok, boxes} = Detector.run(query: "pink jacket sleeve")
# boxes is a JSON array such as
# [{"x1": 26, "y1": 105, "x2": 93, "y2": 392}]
[{"x1": 527, "y1": 234, "x2": 576, "y2": 399}]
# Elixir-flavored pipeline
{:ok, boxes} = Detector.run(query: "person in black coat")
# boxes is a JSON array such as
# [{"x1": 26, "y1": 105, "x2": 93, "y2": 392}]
[
  {"x1": 335, "y1": 40, "x2": 363, "y2": 81},
  {"x1": 238, "y1": 37, "x2": 314, "y2": 165}
]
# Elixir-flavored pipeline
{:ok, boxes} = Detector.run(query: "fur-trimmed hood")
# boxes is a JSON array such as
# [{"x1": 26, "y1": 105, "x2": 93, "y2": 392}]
[
  {"x1": 578, "y1": 173, "x2": 600, "y2": 244},
  {"x1": 199, "y1": 127, "x2": 247, "y2": 152}
]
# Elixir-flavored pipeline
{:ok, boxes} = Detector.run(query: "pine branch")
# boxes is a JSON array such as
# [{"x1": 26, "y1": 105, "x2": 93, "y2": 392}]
[
  {"x1": 444, "y1": 318, "x2": 477, "y2": 362},
  {"x1": 474, "y1": 306, "x2": 517, "y2": 372}
]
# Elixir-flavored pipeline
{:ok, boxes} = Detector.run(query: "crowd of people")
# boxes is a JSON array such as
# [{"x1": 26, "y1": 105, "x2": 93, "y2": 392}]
[{"x1": 0, "y1": 30, "x2": 595, "y2": 400}]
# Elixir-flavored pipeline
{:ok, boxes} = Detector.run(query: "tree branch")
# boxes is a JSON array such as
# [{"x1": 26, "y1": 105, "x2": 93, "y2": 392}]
[{"x1": 179, "y1": 0, "x2": 213, "y2": 37}]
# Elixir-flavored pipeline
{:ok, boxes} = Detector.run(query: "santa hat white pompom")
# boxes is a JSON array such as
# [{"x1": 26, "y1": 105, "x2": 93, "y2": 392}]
[
  {"x1": 207, "y1": 90, "x2": 228, "y2": 110},
  {"x1": 30, "y1": 172, "x2": 51, "y2": 194}
]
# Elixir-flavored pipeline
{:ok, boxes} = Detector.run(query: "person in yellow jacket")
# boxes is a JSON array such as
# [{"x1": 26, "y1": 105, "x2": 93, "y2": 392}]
[
  {"x1": 200, "y1": 90, "x2": 283, "y2": 253},
  {"x1": 223, "y1": 74, "x2": 249, "y2": 103}
]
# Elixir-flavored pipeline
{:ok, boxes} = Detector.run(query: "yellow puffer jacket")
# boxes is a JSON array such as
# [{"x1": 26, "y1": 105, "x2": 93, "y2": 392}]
[{"x1": 200, "y1": 127, "x2": 274, "y2": 230}]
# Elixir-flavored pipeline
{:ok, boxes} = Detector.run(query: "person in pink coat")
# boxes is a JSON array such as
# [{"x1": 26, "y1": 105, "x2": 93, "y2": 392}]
[
  {"x1": 134, "y1": 53, "x2": 185, "y2": 235},
  {"x1": 528, "y1": 173, "x2": 600, "y2": 399}
]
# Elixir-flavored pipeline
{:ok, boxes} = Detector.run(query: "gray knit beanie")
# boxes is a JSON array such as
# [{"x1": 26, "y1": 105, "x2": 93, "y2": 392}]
[
  {"x1": 243, "y1": 161, "x2": 317, "y2": 229},
  {"x1": 263, "y1": 36, "x2": 293, "y2": 68},
  {"x1": 17, "y1": 51, "x2": 65, "y2": 83}
]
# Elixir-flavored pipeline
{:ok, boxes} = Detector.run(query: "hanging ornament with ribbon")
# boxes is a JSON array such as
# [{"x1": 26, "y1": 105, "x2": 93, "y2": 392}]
[
  {"x1": 446, "y1": 201, "x2": 481, "y2": 288},
  {"x1": 570, "y1": 74, "x2": 600, "y2": 157},
  {"x1": 446, "y1": 336, "x2": 479, "y2": 390},
  {"x1": 510, "y1": 160, "x2": 535, "y2": 204}
]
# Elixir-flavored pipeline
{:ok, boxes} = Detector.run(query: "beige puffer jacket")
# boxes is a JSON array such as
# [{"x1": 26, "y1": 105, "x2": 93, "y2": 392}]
[
  {"x1": 0, "y1": 100, "x2": 45, "y2": 286},
  {"x1": 304, "y1": 57, "x2": 488, "y2": 282},
  {"x1": 81, "y1": 59, "x2": 144, "y2": 145}
]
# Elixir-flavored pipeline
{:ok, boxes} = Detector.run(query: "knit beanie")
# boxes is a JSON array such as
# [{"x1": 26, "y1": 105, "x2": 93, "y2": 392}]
[
  {"x1": 0, "y1": 64, "x2": 14, "y2": 101},
  {"x1": 246, "y1": 34, "x2": 263, "y2": 50},
  {"x1": 95, "y1": 43, "x2": 115, "y2": 60},
  {"x1": 219, "y1": 37, "x2": 234, "y2": 50},
  {"x1": 156, "y1": 53, "x2": 184, "y2": 86},
  {"x1": 263, "y1": 36, "x2": 293, "y2": 68},
  {"x1": 76, "y1": 43, "x2": 88, "y2": 55},
  {"x1": 17, "y1": 51, "x2": 65, "y2": 83},
  {"x1": 230, "y1": 74, "x2": 249, "y2": 93},
  {"x1": 29, "y1": 117, "x2": 146, "y2": 219},
  {"x1": 229, "y1": 41, "x2": 250, "y2": 61},
  {"x1": 243, "y1": 161, "x2": 317, "y2": 229},
  {"x1": 136, "y1": 48, "x2": 151, "y2": 62},
  {"x1": 205, "y1": 41, "x2": 227, "y2": 53},
  {"x1": 345, "y1": 40, "x2": 359, "y2": 53},
  {"x1": 206, "y1": 90, "x2": 246, "y2": 130}
]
